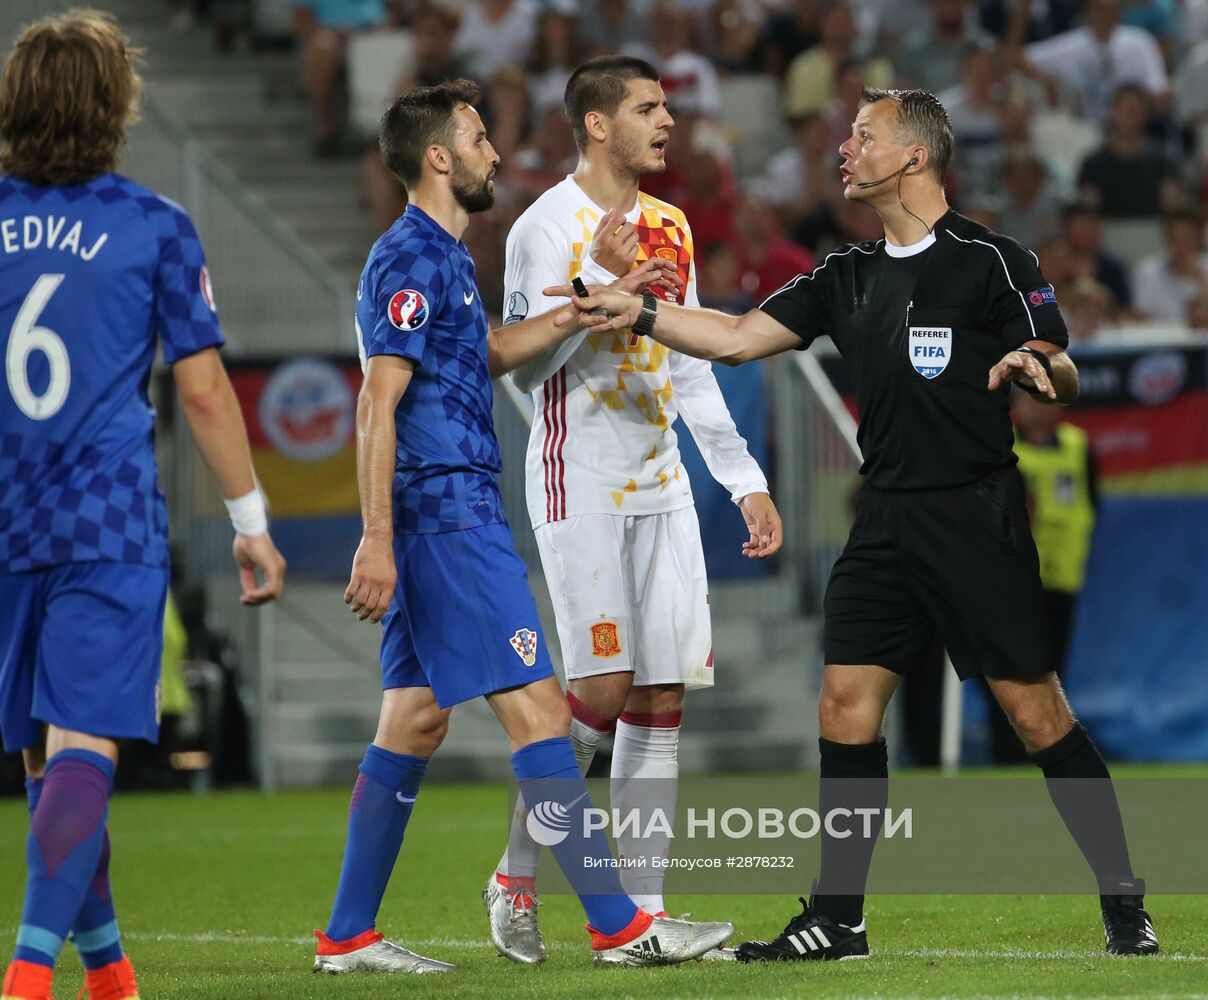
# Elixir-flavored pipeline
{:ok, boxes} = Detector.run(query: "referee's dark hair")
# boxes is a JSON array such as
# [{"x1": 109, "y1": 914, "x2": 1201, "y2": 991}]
[
  {"x1": 380, "y1": 78, "x2": 480, "y2": 189},
  {"x1": 859, "y1": 87, "x2": 955, "y2": 181},
  {"x1": 564, "y1": 55, "x2": 660, "y2": 152}
]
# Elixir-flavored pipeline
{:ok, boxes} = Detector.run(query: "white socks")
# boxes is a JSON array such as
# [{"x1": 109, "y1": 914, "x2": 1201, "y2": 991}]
[
  {"x1": 611, "y1": 709, "x2": 682, "y2": 915},
  {"x1": 496, "y1": 693, "x2": 613, "y2": 881}
]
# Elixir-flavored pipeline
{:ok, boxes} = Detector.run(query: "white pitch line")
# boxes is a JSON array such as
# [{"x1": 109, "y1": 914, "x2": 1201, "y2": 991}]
[{"x1": 2, "y1": 929, "x2": 1204, "y2": 963}]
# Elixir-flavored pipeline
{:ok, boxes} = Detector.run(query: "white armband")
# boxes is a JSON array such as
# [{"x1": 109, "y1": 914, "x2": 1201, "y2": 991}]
[{"x1": 223, "y1": 489, "x2": 268, "y2": 537}]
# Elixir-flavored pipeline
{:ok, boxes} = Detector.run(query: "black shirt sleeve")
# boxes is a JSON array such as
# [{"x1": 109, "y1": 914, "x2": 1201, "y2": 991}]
[
  {"x1": 757, "y1": 272, "x2": 830, "y2": 350},
  {"x1": 983, "y1": 236, "x2": 1069, "y2": 350}
]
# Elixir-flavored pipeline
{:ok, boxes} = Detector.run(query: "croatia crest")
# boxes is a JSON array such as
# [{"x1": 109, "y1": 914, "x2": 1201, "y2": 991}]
[
  {"x1": 908, "y1": 325, "x2": 952, "y2": 379},
  {"x1": 509, "y1": 628, "x2": 539, "y2": 667},
  {"x1": 388, "y1": 289, "x2": 429, "y2": 331}
]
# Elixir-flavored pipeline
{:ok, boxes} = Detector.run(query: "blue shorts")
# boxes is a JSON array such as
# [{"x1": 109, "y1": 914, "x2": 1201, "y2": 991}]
[
  {"x1": 381, "y1": 521, "x2": 555, "y2": 708},
  {"x1": 0, "y1": 562, "x2": 169, "y2": 752}
]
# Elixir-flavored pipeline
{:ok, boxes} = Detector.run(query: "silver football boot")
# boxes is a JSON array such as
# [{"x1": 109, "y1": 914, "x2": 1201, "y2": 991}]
[
  {"x1": 483, "y1": 876, "x2": 547, "y2": 964},
  {"x1": 313, "y1": 930, "x2": 455, "y2": 974},
  {"x1": 591, "y1": 914, "x2": 735, "y2": 967}
]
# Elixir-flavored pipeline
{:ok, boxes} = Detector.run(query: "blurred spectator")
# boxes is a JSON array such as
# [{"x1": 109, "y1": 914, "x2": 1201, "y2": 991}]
[
  {"x1": 822, "y1": 57, "x2": 872, "y2": 151},
  {"x1": 733, "y1": 188, "x2": 817, "y2": 301},
  {"x1": 526, "y1": 4, "x2": 588, "y2": 117},
  {"x1": 1024, "y1": 0, "x2": 1168, "y2": 124},
  {"x1": 1119, "y1": 0, "x2": 1178, "y2": 59},
  {"x1": 507, "y1": 105, "x2": 578, "y2": 200},
  {"x1": 481, "y1": 65, "x2": 532, "y2": 167},
  {"x1": 783, "y1": 1, "x2": 892, "y2": 118},
  {"x1": 1077, "y1": 84, "x2": 1182, "y2": 219},
  {"x1": 705, "y1": 0, "x2": 765, "y2": 73},
  {"x1": 1188, "y1": 293, "x2": 1208, "y2": 330},
  {"x1": 760, "y1": 112, "x2": 841, "y2": 227},
  {"x1": 979, "y1": 0, "x2": 1078, "y2": 43},
  {"x1": 1061, "y1": 276, "x2": 1115, "y2": 341},
  {"x1": 649, "y1": 0, "x2": 722, "y2": 118},
  {"x1": 756, "y1": 0, "x2": 821, "y2": 79},
  {"x1": 697, "y1": 242, "x2": 754, "y2": 312},
  {"x1": 851, "y1": 0, "x2": 932, "y2": 57},
  {"x1": 290, "y1": 0, "x2": 386, "y2": 156},
  {"x1": 360, "y1": 5, "x2": 464, "y2": 232},
  {"x1": 645, "y1": 122, "x2": 738, "y2": 248},
  {"x1": 579, "y1": 0, "x2": 650, "y2": 56},
  {"x1": 1060, "y1": 202, "x2": 1132, "y2": 309},
  {"x1": 895, "y1": 0, "x2": 995, "y2": 96},
  {"x1": 1172, "y1": 40, "x2": 1208, "y2": 129},
  {"x1": 998, "y1": 151, "x2": 1063, "y2": 247},
  {"x1": 940, "y1": 43, "x2": 1005, "y2": 199},
  {"x1": 1036, "y1": 234, "x2": 1078, "y2": 297},
  {"x1": 451, "y1": 0, "x2": 538, "y2": 84},
  {"x1": 1002, "y1": 388, "x2": 1099, "y2": 762},
  {"x1": 1132, "y1": 209, "x2": 1208, "y2": 322}
]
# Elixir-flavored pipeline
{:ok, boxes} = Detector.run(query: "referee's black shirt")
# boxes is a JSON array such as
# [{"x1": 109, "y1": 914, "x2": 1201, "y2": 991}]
[{"x1": 760, "y1": 209, "x2": 1069, "y2": 490}]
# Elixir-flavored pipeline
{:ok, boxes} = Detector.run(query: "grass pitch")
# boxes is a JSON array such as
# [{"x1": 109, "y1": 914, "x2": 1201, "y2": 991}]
[{"x1": 2, "y1": 772, "x2": 1206, "y2": 999}]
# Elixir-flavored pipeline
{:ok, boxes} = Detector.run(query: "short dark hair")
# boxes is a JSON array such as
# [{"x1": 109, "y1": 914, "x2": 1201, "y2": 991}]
[
  {"x1": 858, "y1": 87, "x2": 954, "y2": 180},
  {"x1": 1061, "y1": 201, "x2": 1100, "y2": 225},
  {"x1": 563, "y1": 55, "x2": 659, "y2": 151},
  {"x1": 380, "y1": 78, "x2": 480, "y2": 188},
  {"x1": 1163, "y1": 207, "x2": 1203, "y2": 230}
]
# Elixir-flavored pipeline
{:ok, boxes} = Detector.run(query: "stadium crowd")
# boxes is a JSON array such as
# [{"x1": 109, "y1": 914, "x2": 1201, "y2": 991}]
[{"x1": 258, "y1": 0, "x2": 1208, "y2": 335}]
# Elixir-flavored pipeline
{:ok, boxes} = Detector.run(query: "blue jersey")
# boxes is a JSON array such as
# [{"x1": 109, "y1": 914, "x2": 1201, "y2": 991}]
[
  {"x1": 355, "y1": 205, "x2": 504, "y2": 534},
  {"x1": 0, "y1": 173, "x2": 223, "y2": 573}
]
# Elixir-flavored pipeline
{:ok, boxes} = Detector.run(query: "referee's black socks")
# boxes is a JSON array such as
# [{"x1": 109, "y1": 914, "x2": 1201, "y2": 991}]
[
  {"x1": 812, "y1": 737, "x2": 888, "y2": 928},
  {"x1": 1031, "y1": 722, "x2": 1136, "y2": 893}
]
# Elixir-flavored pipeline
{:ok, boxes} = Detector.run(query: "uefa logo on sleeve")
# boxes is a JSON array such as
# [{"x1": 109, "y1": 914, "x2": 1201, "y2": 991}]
[{"x1": 388, "y1": 289, "x2": 429, "y2": 331}]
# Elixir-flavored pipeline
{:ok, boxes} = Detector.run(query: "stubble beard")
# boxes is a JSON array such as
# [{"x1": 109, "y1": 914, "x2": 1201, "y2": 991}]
[{"x1": 451, "y1": 154, "x2": 495, "y2": 213}]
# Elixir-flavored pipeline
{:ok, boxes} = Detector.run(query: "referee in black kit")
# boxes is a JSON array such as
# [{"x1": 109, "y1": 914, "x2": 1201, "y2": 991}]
[{"x1": 552, "y1": 88, "x2": 1159, "y2": 959}]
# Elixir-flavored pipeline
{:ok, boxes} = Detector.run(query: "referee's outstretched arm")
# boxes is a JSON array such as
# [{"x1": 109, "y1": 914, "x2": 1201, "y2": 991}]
[
  {"x1": 987, "y1": 341, "x2": 1079, "y2": 404},
  {"x1": 546, "y1": 285, "x2": 802, "y2": 366}
]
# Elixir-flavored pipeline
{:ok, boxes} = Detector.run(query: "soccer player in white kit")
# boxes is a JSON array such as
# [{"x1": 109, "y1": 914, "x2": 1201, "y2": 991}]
[{"x1": 483, "y1": 55, "x2": 783, "y2": 964}]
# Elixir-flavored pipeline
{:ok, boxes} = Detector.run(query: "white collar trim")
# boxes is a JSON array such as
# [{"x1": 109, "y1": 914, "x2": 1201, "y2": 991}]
[{"x1": 884, "y1": 232, "x2": 936, "y2": 258}]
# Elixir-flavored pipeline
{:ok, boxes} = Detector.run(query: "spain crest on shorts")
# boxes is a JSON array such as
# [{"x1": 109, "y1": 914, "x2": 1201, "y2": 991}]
[
  {"x1": 590, "y1": 621, "x2": 622, "y2": 658},
  {"x1": 509, "y1": 628, "x2": 539, "y2": 667}
]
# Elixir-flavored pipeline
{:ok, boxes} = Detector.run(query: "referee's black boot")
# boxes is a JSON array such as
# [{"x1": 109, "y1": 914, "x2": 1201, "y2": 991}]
[
  {"x1": 1101, "y1": 878, "x2": 1159, "y2": 956},
  {"x1": 735, "y1": 893, "x2": 869, "y2": 963}
]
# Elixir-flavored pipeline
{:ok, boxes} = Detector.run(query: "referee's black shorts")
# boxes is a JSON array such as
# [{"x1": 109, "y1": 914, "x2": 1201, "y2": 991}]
[{"x1": 823, "y1": 467, "x2": 1054, "y2": 680}]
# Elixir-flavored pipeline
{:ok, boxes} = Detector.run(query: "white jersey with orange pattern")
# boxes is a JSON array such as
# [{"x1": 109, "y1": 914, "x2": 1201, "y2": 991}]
[{"x1": 504, "y1": 175, "x2": 768, "y2": 529}]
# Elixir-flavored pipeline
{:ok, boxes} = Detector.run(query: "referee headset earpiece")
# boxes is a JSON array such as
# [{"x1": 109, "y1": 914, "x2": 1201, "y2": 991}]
[{"x1": 897, "y1": 154, "x2": 936, "y2": 236}]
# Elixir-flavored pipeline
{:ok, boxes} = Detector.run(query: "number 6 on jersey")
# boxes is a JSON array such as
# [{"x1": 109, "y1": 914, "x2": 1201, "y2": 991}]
[{"x1": 6, "y1": 272, "x2": 70, "y2": 420}]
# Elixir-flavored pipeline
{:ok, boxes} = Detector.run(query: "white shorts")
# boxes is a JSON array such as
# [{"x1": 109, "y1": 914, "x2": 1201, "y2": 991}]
[{"x1": 534, "y1": 508, "x2": 714, "y2": 690}]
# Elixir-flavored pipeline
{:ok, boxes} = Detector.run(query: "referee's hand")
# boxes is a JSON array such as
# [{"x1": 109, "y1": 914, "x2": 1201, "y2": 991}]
[
  {"x1": 738, "y1": 492, "x2": 783, "y2": 559},
  {"x1": 987, "y1": 349, "x2": 1056, "y2": 399},
  {"x1": 345, "y1": 537, "x2": 396, "y2": 623}
]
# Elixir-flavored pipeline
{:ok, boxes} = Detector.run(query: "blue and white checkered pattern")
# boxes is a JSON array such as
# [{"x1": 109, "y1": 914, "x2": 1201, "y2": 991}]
[
  {"x1": 0, "y1": 173, "x2": 224, "y2": 572},
  {"x1": 357, "y1": 205, "x2": 505, "y2": 534}
]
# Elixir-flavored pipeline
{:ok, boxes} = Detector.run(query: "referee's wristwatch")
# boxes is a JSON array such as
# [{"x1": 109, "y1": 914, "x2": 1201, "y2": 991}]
[{"x1": 631, "y1": 291, "x2": 658, "y2": 337}]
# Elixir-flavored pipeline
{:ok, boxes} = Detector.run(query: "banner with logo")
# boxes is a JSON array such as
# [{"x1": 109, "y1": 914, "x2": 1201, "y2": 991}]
[{"x1": 228, "y1": 357, "x2": 362, "y2": 517}]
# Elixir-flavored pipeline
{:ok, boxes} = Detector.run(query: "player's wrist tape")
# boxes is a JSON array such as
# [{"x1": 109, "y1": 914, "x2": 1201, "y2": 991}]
[
  {"x1": 632, "y1": 291, "x2": 658, "y2": 337},
  {"x1": 224, "y1": 490, "x2": 268, "y2": 536}
]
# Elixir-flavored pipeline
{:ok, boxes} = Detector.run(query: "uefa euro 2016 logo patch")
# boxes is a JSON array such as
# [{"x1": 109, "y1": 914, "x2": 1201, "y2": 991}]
[
  {"x1": 908, "y1": 326, "x2": 952, "y2": 379},
  {"x1": 509, "y1": 628, "x2": 539, "y2": 667},
  {"x1": 388, "y1": 289, "x2": 429, "y2": 331}
]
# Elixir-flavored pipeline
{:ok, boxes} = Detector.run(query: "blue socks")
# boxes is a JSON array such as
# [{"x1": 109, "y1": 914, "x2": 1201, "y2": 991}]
[
  {"x1": 16, "y1": 750, "x2": 113, "y2": 968},
  {"x1": 25, "y1": 777, "x2": 124, "y2": 969},
  {"x1": 511, "y1": 736, "x2": 637, "y2": 935},
  {"x1": 325, "y1": 744, "x2": 428, "y2": 942}
]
